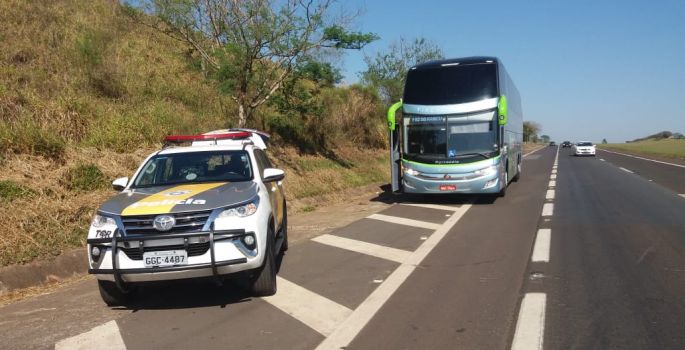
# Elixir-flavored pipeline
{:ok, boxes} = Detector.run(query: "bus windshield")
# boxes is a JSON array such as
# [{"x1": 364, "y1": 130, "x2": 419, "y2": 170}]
[
  {"x1": 404, "y1": 112, "x2": 498, "y2": 161},
  {"x1": 403, "y1": 63, "x2": 498, "y2": 105}
]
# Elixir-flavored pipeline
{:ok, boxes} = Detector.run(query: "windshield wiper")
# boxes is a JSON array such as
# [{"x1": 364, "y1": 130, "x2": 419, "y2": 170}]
[{"x1": 455, "y1": 152, "x2": 492, "y2": 160}]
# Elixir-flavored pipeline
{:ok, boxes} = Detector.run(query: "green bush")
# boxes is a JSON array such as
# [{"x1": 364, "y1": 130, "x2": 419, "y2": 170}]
[
  {"x1": 0, "y1": 180, "x2": 35, "y2": 202},
  {"x1": 0, "y1": 120, "x2": 66, "y2": 159},
  {"x1": 65, "y1": 163, "x2": 108, "y2": 191}
]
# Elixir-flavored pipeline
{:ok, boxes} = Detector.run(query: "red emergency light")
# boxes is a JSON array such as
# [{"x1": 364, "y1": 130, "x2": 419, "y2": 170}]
[{"x1": 164, "y1": 131, "x2": 252, "y2": 144}]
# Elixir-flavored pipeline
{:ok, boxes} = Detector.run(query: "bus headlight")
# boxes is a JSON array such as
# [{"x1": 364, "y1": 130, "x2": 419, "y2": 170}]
[
  {"x1": 405, "y1": 168, "x2": 420, "y2": 176},
  {"x1": 474, "y1": 165, "x2": 497, "y2": 177}
]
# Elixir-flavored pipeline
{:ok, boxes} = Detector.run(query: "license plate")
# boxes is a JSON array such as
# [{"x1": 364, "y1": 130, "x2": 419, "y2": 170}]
[
  {"x1": 143, "y1": 250, "x2": 188, "y2": 268},
  {"x1": 439, "y1": 185, "x2": 457, "y2": 191}
]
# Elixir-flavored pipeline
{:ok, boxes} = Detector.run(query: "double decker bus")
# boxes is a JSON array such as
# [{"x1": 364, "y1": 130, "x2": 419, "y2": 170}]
[{"x1": 388, "y1": 57, "x2": 523, "y2": 196}]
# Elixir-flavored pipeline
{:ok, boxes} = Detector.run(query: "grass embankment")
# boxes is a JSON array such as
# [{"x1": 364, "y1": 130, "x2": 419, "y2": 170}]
[
  {"x1": 599, "y1": 139, "x2": 685, "y2": 161},
  {"x1": 0, "y1": 0, "x2": 388, "y2": 267}
]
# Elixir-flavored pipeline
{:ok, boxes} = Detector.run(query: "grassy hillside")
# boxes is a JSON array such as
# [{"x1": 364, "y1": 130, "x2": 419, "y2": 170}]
[
  {"x1": 0, "y1": 0, "x2": 388, "y2": 266},
  {"x1": 599, "y1": 139, "x2": 685, "y2": 160}
]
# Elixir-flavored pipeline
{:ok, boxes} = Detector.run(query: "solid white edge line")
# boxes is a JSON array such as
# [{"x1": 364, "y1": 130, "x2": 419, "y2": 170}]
[
  {"x1": 545, "y1": 190, "x2": 555, "y2": 200},
  {"x1": 55, "y1": 320, "x2": 126, "y2": 350},
  {"x1": 263, "y1": 277, "x2": 352, "y2": 337},
  {"x1": 510, "y1": 293, "x2": 546, "y2": 350},
  {"x1": 619, "y1": 167, "x2": 634, "y2": 173},
  {"x1": 401, "y1": 203, "x2": 460, "y2": 212},
  {"x1": 312, "y1": 234, "x2": 411, "y2": 264},
  {"x1": 542, "y1": 203, "x2": 554, "y2": 217},
  {"x1": 315, "y1": 204, "x2": 472, "y2": 350},
  {"x1": 523, "y1": 146, "x2": 546, "y2": 158},
  {"x1": 531, "y1": 229, "x2": 551, "y2": 262},
  {"x1": 598, "y1": 148, "x2": 685, "y2": 168},
  {"x1": 367, "y1": 213, "x2": 441, "y2": 230}
]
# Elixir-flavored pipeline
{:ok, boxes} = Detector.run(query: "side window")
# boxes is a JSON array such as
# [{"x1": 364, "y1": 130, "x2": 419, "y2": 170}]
[{"x1": 253, "y1": 150, "x2": 267, "y2": 179}]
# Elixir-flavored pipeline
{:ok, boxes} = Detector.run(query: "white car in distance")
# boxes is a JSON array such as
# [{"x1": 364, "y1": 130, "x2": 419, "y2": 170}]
[{"x1": 573, "y1": 141, "x2": 596, "y2": 156}]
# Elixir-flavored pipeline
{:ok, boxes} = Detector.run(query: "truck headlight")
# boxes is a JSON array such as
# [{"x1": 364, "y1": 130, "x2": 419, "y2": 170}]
[
  {"x1": 474, "y1": 165, "x2": 497, "y2": 177},
  {"x1": 218, "y1": 198, "x2": 259, "y2": 218},
  {"x1": 91, "y1": 214, "x2": 116, "y2": 228}
]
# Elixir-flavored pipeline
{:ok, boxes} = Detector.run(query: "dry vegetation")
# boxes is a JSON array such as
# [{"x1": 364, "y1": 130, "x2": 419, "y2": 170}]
[{"x1": 0, "y1": 0, "x2": 388, "y2": 267}]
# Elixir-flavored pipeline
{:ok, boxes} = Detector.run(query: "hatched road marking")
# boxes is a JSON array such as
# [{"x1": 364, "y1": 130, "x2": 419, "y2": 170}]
[
  {"x1": 367, "y1": 214, "x2": 441, "y2": 230},
  {"x1": 401, "y1": 203, "x2": 460, "y2": 212},
  {"x1": 263, "y1": 277, "x2": 352, "y2": 337},
  {"x1": 511, "y1": 293, "x2": 547, "y2": 350},
  {"x1": 55, "y1": 321, "x2": 126, "y2": 350},
  {"x1": 316, "y1": 203, "x2": 472, "y2": 350},
  {"x1": 312, "y1": 234, "x2": 411, "y2": 264}
]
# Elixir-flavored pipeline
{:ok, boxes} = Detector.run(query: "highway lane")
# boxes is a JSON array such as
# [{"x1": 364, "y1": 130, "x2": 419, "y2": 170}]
[
  {"x1": 596, "y1": 148, "x2": 685, "y2": 195},
  {"x1": 523, "y1": 147, "x2": 685, "y2": 349},
  {"x1": 348, "y1": 146, "x2": 557, "y2": 350}
]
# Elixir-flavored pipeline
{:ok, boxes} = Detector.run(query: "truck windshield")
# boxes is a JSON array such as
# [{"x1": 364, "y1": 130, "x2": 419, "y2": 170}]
[
  {"x1": 404, "y1": 112, "x2": 498, "y2": 161},
  {"x1": 132, "y1": 150, "x2": 253, "y2": 188},
  {"x1": 403, "y1": 63, "x2": 498, "y2": 105}
]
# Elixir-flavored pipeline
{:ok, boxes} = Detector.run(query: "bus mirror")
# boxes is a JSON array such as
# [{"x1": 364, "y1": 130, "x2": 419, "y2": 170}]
[
  {"x1": 387, "y1": 100, "x2": 403, "y2": 131},
  {"x1": 498, "y1": 95, "x2": 508, "y2": 125}
]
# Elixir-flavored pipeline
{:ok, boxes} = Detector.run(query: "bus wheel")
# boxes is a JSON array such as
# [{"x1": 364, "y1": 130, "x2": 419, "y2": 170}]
[
  {"x1": 499, "y1": 171, "x2": 508, "y2": 197},
  {"x1": 513, "y1": 161, "x2": 521, "y2": 182}
]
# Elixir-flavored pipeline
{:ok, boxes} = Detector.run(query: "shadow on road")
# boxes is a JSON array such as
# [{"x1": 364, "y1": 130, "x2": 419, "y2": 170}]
[
  {"x1": 370, "y1": 184, "x2": 498, "y2": 206},
  {"x1": 114, "y1": 252, "x2": 287, "y2": 311}
]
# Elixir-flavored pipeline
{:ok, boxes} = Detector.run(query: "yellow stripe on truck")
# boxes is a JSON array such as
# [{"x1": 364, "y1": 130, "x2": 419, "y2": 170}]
[{"x1": 121, "y1": 183, "x2": 226, "y2": 216}]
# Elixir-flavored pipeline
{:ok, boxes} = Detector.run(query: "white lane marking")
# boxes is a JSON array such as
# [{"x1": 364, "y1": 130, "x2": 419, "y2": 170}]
[
  {"x1": 367, "y1": 213, "x2": 441, "y2": 230},
  {"x1": 680, "y1": 194, "x2": 685, "y2": 198},
  {"x1": 599, "y1": 158, "x2": 605, "y2": 161},
  {"x1": 619, "y1": 167, "x2": 634, "y2": 173},
  {"x1": 511, "y1": 293, "x2": 547, "y2": 350},
  {"x1": 545, "y1": 190, "x2": 555, "y2": 200},
  {"x1": 523, "y1": 146, "x2": 546, "y2": 158},
  {"x1": 531, "y1": 229, "x2": 551, "y2": 262},
  {"x1": 316, "y1": 204, "x2": 472, "y2": 350},
  {"x1": 312, "y1": 234, "x2": 411, "y2": 264},
  {"x1": 550, "y1": 174, "x2": 557, "y2": 180},
  {"x1": 263, "y1": 277, "x2": 352, "y2": 337},
  {"x1": 548, "y1": 180, "x2": 556, "y2": 187},
  {"x1": 401, "y1": 203, "x2": 460, "y2": 212},
  {"x1": 542, "y1": 203, "x2": 554, "y2": 217},
  {"x1": 55, "y1": 321, "x2": 126, "y2": 350},
  {"x1": 598, "y1": 148, "x2": 685, "y2": 168}
]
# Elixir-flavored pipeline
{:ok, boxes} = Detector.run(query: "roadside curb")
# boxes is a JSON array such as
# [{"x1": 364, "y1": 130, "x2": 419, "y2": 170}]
[{"x1": 0, "y1": 249, "x2": 87, "y2": 295}]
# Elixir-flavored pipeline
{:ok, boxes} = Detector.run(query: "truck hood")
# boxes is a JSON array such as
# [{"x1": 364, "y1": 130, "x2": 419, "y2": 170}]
[{"x1": 98, "y1": 182, "x2": 259, "y2": 216}]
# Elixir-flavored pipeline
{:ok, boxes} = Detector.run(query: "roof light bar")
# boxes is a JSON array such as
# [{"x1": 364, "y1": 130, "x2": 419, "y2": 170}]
[{"x1": 164, "y1": 131, "x2": 252, "y2": 143}]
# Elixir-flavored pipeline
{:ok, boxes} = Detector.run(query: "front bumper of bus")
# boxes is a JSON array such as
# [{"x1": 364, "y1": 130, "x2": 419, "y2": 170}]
[{"x1": 401, "y1": 162, "x2": 505, "y2": 194}]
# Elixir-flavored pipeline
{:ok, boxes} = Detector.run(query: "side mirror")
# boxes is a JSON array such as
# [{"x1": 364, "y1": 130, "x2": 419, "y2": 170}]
[
  {"x1": 112, "y1": 177, "x2": 129, "y2": 191},
  {"x1": 263, "y1": 168, "x2": 285, "y2": 182}
]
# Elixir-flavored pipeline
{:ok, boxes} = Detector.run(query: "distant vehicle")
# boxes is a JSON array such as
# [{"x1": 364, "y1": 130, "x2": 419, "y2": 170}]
[
  {"x1": 561, "y1": 141, "x2": 572, "y2": 148},
  {"x1": 386, "y1": 56, "x2": 523, "y2": 197},
  {"x1": 87, "y1": 130, "x2": 287, "y2": 306},
  {"x1": 549, "y1": 141, "x2": 556, "y2": 146},
  {"x1": 573, "y1": 141, "x2": 596, "y2": 156}
]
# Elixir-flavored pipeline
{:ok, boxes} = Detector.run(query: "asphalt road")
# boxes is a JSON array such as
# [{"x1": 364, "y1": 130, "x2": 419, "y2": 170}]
[{"x1": 2, "y1": 146, "x2": 685, "y2": 350}]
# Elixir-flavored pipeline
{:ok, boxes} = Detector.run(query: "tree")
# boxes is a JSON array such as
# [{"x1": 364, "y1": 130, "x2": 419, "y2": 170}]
[
  {"x1": 128, "y1": 0, "x2": 377, "y2": 127},
  {"x1": 523, "y1": 121, "x2": 541, "y2": 142},
  {"x1": 602, "y1": 138, "x2": 608, "y2": 144},
  {"x1": 361, "y1": 37, "x2": 443, "y2": 104},
  {"x1": 540, "y1": 135, "x2": 550, "y2": 143}
]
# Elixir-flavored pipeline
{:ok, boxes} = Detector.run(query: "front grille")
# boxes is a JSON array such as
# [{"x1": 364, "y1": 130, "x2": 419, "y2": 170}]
[
  {"x1": 121, "y1": 210, "x2": 212, "y2": 235},
  {"x1": 121, "y1": 242, "x2": 210, "y2": 260}
]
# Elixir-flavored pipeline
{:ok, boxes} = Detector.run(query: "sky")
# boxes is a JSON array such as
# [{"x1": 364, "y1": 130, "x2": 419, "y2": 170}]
[{"x1": 336, "y1": 0, "x2": 685, "y2": 143}]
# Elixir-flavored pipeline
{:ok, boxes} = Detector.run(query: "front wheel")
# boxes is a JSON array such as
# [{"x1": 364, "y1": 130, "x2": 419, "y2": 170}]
[
  {"x1": 98, "y1": 280, "x2": 137, "y2": 306},
  {"x1": 512, "y1": 161, "x2": 521, "y2": 182},
  {"x1": 249, "y1": 226, "x2": 277, "y2": 296},
  {"x1": 498, "y1": 171, "x2": 508, "y2": 197}
]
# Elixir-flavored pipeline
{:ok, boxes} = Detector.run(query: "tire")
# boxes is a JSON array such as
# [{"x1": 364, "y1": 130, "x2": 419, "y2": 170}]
[
  {"x1": 499, "y1": 171, "x2": 508, "y2": 197},
  {"x1": 512, "y1": 160, "x2": 521, "y2": 182},
  {"x1": 250, "y1": 225, "x2": 277, "y2": 296},
  {"x1": 280, "y1": 203, "x2": 288, "y2": 252},
  {"x1": 98, "y1": 280, "x2": 136, "y2": 306}
]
